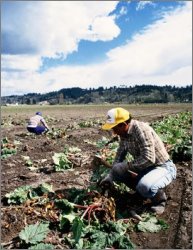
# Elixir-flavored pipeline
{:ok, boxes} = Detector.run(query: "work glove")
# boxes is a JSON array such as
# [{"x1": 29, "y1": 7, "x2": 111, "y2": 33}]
[
  {"x1": 112, "y1": 162, "x2": 137, "y2": 178},
  {"x1": 99, "y1": 174, "x2": 114, "y2": 190},
  {"x1": 112, "y1": 162, "x2": 129, "y2": 174}
]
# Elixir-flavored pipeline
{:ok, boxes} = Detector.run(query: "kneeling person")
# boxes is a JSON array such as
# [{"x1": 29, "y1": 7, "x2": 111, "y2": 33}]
[
  {"x1": 27, "y1": 112, "x2": 49, "y2": 135},
  {"x1": 100, "y1": 107, "x2": 176, "y2": 215}
]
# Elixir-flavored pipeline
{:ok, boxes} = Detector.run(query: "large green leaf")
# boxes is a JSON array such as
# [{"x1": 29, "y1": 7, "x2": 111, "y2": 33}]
[
  {"x1": 72, "y1": 217, "x2": 84, "y2": 243},
  {"x1": 136, "y1": 214, "x2": 168, "y2": 233},
  {"x1": 19, "y1": 223, "x2": 49, "y2": 244}
]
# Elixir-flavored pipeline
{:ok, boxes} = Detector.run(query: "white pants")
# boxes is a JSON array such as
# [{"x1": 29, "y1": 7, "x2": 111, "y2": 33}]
[
  {"x1": 136, "y1": 160, "x2": 176, "y2": 198},
  {"x1": 111, "y1": 160, "x2": 176, "y2": 198}
]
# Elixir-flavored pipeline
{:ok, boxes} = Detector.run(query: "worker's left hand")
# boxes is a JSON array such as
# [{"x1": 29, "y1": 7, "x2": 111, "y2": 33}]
[
  {"x1": 99, "y1": 174, "x2": 114, "y2": 190},
  {"x1": 112, "y1": 162, "x2": 137, "y2": 178},
  {"x1": 112, "y1": 161, "x2": 129, "y2": 172}
]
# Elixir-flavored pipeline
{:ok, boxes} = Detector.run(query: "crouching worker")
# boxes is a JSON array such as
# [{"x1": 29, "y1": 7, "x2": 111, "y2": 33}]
[
  {"x1": 100, "y1": 107, "x2": 176, "y2": 215},
  {"x1": 27, "y1": 112, "x2": 49, "y2": 135}
]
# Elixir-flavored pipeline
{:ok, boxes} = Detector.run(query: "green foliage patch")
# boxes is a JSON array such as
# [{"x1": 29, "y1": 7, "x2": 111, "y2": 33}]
[
  {"x1": 152, "y1": 111, "x2": 192, "y2": 162},
  {"x1": 52, "y1": 152, "x2": 72, "y2": 171},
  {"x1": 5, "y1": 183, "x2": 53, "y2": 204},
  {"x1": 66, "y1": 219, "x2": 135, "y2": 249},
  {"x1": 136, "y1": 213, "x2": 169, "y2": 233},
  {"x1": 1, "y1": 137, "x2": 17, "y2": 159}
]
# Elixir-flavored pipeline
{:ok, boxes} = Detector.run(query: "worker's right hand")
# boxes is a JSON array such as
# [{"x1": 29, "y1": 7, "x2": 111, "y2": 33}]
[{"x1": 99, "y1": 175, "x2": 114, "y2": 189}]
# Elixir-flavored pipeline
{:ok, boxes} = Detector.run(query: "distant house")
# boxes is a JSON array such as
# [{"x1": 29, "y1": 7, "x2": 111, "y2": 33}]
[
  {"x1": 39, "y1": 101, "x2": 50, "y2": 105},
  {"x1": 5, "y1": 102, "x2": 19, "y2": 106}
]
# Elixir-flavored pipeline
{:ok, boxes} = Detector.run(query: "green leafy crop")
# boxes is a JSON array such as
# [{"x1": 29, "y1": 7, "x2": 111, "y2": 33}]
[
  {"x1": 66, "y1": 220, "x2": 135, "y2": 249},
  {"x1": 52, "y1": 152, "x2": 72, "y2": 171},
  {"x1": 5, "y1": 183, "x2": 53, "y2": 204},
  {"x1": 19, "y1": 222, "x2": 50, "y2": 244},
  {"x1": 136, "y1": 213, "x2": 169, "y2": 233},
  {"x1": 5, "y1": 185, "x2": 32, "y2": 204},
  {"x1": 152, "y1": 111, "x2": 192, "y2": 162},
  {"x1": 1, "y1": 137, "x2": 17, "y2": 159}
]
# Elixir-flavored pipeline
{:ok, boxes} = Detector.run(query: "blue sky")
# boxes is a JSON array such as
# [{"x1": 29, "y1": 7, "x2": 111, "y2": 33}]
[{"x1": 1, "y1": 1, "x2": 192, "y2": 96}]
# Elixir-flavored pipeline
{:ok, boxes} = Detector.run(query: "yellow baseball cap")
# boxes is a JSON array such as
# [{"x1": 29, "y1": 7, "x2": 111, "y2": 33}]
[{"x1": 102, "y1": 107, "x2": 130, "y2": 130}]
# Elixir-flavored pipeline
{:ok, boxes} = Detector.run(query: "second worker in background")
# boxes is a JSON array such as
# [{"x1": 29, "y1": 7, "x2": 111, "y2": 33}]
[{"x1": 27, "y1": 111, "x2": 49, "y2": 135}]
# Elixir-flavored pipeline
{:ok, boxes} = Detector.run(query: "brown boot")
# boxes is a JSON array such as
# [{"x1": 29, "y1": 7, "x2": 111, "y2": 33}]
[{"x1": 151, "y1": 189, "x2": 167, "y2": 215}]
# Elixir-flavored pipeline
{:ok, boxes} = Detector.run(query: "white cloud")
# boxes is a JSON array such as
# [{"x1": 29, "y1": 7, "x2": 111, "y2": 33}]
[
  {"x1": 1, "y1": 55, "x2": 42, "y2": 71},
  {"x1": 1, "y1": 2, "x2": 192, "y2": 96},
  {"x1": 106, "y1": 2, "x2": 192, "y2": 75},
  {"x1": 83, "y1": 15, "x2": 120, "y2": 42},
  {"x1": 136, "y1": 1, "x2": 156, "y2": 11},
  {"x1": 2, "y1": 1, "x2": 119, "y2": 59}
]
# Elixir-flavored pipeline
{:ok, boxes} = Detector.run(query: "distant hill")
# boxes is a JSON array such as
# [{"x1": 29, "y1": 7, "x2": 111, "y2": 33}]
[{"x1": 1, "y1": 85, "x2": 192, "y2": 105}]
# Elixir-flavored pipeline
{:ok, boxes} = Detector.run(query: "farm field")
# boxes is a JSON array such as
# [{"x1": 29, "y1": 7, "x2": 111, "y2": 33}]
[{"x1": 1, "y1": 103, "x2": 192, "y2": 249}]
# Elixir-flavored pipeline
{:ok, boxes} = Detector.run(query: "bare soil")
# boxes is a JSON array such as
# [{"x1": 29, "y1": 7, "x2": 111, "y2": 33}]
[{"x1": 1, "y1": 104, "x2": 192, "y2": 249}]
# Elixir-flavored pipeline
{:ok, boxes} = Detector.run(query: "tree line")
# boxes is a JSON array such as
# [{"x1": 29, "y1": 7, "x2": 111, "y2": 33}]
[{"x1": 2, "y1": 85, "x2": 192, "y2": 105}]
